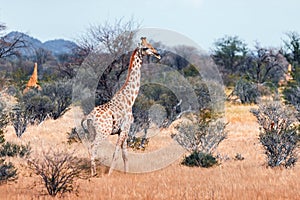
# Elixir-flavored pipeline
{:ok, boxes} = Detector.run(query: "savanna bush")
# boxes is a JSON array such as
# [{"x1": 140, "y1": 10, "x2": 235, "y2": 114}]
[
  {"x1": 233, "y1": 78, "x2": 259, "y2": 104},
  {"x1": 174, "y1": 109, "x2": 227, "y2": 167},
  {"x1": 10, "y1": 79, "x2": 72, "y2": 137},
  {"x1": 28, "y1": 149, "x2": 82, "y2": 197},
  {"x1": 182, "y1": 151, "x2": 217, "y2": 168},
  {"x1": 0, "y1": 159, "x2": 17, "y2": 184},
  {"x1": 0, "y1": 101, "x2": 30, "y2": 183},
  {"x1": 251, "y1": 101, "x2": 300, "y2": 168},
  {"x1": 42, "y1": 80, "x2": 72, "y2": 120}
]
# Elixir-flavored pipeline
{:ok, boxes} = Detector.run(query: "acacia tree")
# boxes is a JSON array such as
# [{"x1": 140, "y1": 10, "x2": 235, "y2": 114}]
[
  {"x1": 77, "y1": 18, "x2": 141, "y2": 106},
  {"x1": 34, "y1": 47, "x2": 53, "y2": 67},
  {"x1": 243, "y1": 46, "x2": 288, "y2": 86},
  {"x1": 0, "y1": 23, "x2": 26, "y2": 59},
  {"x1": 78, "y1": 18, "x2": 140, "y2": 57}
]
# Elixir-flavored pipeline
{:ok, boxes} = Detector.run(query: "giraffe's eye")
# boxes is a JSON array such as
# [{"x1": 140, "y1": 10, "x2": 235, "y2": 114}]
[{"x1": 142, "y1": 48, "x2": 149, "y2": 51}]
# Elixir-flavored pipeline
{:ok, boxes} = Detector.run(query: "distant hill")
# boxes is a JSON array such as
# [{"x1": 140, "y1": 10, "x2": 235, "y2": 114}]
[
  {"x1": 43, "y1": 39, "x2": 77, "y2": 55},
  {"x1": 4, "y1": 31, "x2": 78, "y2": 56}
]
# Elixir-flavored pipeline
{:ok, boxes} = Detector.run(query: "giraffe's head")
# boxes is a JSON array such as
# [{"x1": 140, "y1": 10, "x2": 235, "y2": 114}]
[{"x1": 140, "y1": 37, "x2": 161, "y2": 59}]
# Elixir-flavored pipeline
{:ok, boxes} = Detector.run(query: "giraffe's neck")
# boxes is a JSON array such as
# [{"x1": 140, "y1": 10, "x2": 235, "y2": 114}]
[{"x1": 112, "y1": 48, "x2": 142, "y2": 107}]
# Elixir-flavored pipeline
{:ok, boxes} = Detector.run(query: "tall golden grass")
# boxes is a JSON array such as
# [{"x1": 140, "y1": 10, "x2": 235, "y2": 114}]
[{"x1": 1, "y1": 103, "x2": 300, "y2": 200}]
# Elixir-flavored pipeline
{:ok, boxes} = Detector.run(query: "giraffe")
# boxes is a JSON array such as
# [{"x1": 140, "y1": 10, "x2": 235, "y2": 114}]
[
  {"x1": 23, "y1": 62, "x2": 42, "y2": 93},
  {"x1": 81, "y1": 37, "x2": 161, "y2": 176}
]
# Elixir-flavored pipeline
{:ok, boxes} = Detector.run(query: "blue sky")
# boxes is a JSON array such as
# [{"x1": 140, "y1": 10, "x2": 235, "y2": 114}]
[{"x1": 0, "y1": 0, "x2": 299, "y2": 51}]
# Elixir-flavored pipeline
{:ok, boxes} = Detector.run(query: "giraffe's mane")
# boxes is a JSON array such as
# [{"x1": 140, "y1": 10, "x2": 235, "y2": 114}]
[
  {"x1": 118, "y1": 48, "x2": 139, "y2": 92},
  {"x1": 129, "y1": 48, "x2": 139, "y2": 69},
  {"x1": 126, "y1": 48, "x2": 139, "y2": 78}
]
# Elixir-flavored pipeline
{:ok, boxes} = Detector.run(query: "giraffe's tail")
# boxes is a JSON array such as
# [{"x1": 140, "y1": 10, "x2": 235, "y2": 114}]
[{"x1": 81, "y1": 117, "x2": 88, "y2": 133}]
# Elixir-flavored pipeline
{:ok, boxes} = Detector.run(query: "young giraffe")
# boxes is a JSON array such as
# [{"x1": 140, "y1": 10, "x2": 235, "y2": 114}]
[
  {"x1": 82, "y1": 37, "x2": 161, "y2": 176},
  {"x1": 23, "y1": 62, "x2": 42, "y2": 93}
]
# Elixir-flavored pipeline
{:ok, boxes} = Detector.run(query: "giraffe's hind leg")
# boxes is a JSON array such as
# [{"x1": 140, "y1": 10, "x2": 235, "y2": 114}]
[
  {"x1": 86, "y1": 119, "x2": 98, "y2": 176},
  {"x1": 122, "y1": 138, "x2": 128, "y2": 173},
  {"x1": 108, "y1": 140, "x2": 121, "y2": 176},
  {"x1": 108, "y1": 130, "x2": 129, "y2": 175}
]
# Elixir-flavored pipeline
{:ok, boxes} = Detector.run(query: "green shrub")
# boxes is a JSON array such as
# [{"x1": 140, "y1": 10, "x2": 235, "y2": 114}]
[
  {"x1": 0, "y1": 142, "x2": 31, "y2": 158},
  {"x1": 0, "y1": 159, "x2": 17, "y2": 184},
  {"x1": 42, "y1": 80, "x2": 72, "y2": 120},
  {"x1": 182, "y1": 64, "x2": 199, "y2": 77},
  {"x1": 233, "y1": 78, "x2": 259, "y2": 104},
  {"x1": 182, "y1": 151, "x2": 217, "y2": 168},
  {"x1": 0, "y1": 110, "x2": 30, "y2": 184},
  {"x1": 24, "y1": 95, "x2": 54, "y2": 124},
  {"x1": 10, "y1": 105, "x2": 29, "y2": 137},
  {"x1": 10, "y1": 79, "x2": 73, "y2": 137}
]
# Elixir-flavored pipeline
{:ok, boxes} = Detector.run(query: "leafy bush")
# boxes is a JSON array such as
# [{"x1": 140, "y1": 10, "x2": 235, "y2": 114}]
[
  {"x1": 10, "y1": 79, "x2": 73, "y2": 137},
  {"x1": 28, "y1": 149, "x2": 82, "y2": 197},
  {"x1": 0, "y1": 105, "x2": 30, "y2": 183},
  {"x1": 0, "y1": 103, "x2": 9, "y2": 130},
  {"x1": 0, "y1": 142, "x2": 31, "y2": 158},
  {"x1": 42, "y1": 80, "x2": 72, "y2": 120},
  {"x1": 9, "y1": 105, "x2": 29, "y2": 137},
  {"x1": 182, "y1": 151, "x2": 217, "y2": 168},
  {"x1": 251, "y1": 101, "x2": 300, "y2": 168},
  {"x1": 23, "y1": 92, "x2": 54, "y2": 124},
  {"x1": 233, "y1": 78, "x2": 259, "y2": 104},
  {"x1": 0, "y1": 159, "x2": 17, "y2": 184}
]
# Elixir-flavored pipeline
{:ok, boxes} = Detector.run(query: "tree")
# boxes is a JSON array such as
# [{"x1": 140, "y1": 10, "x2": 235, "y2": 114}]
[
  {"x1": 34, "y1": 47, "x2": 53, "y2": 67},
  {"x1": 282, "y1": 32, "x2": 300, "y2": 114},
  {"x1": 0, "y1": 23, "x2": 26, "y2": 59},
  {"x1": 211, "y1": 36, "x2": 248, "y2": 86},
  {"x1": 243, "y1": 45, "x2": 288, "y2": 86},
  {"x1": 283, "y1": 31, "x2": 300, "y2": 67},
  {"x1": 77, "y1": 18, "x2": 141, "y2": 106},
  {"x1": 78, "y1": 18, "x2": 140, "y2": 57}
]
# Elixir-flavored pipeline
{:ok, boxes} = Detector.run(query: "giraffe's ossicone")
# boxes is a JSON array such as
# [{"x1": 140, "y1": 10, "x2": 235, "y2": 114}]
[{"x1": 81, "y1": 37, "x2": 161, "y2": 176}]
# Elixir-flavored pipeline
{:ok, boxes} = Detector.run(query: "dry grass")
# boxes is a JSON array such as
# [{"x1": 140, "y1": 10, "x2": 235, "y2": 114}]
[{"x1": 1, "y1": 103, "x2": 300, "y2": 200}]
